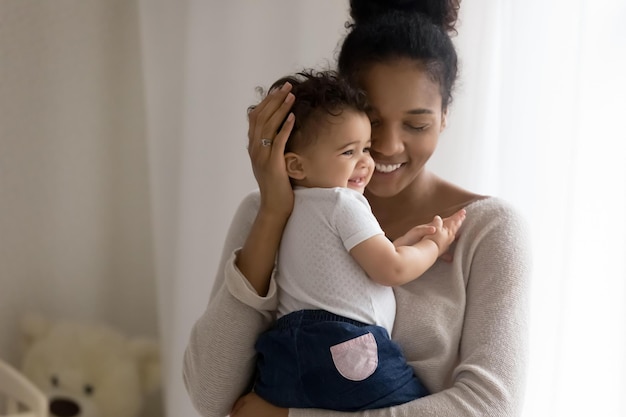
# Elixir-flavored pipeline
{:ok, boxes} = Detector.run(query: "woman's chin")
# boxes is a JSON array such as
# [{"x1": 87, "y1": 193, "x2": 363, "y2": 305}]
[
  {"x1": 366, "y1": 172, "x2": 404, "y2": 198},
  {"x1": 365, "y1": 183, "x2": 399, "y2": 199}
]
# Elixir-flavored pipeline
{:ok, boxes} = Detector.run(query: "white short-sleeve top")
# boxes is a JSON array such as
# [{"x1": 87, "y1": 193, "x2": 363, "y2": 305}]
[{"x1": 277, "y1": 187, "x2": 396, "y2": 333}]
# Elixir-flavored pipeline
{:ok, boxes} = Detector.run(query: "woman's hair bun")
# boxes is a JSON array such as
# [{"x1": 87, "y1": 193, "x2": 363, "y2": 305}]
[{"x1": 349, "y1": 0, "x2": 461, "y2": 33}]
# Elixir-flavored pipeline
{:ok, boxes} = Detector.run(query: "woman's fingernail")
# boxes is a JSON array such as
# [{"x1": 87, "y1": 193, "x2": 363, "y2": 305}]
[{"x1": 281, "y1": 82, "x2": 291, "y2": 91}]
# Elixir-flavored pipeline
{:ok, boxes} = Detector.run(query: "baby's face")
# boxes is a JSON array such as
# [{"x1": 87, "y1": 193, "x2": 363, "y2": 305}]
[{"x1": 297, "y1": 110, "x2": 373, "y2": 193}]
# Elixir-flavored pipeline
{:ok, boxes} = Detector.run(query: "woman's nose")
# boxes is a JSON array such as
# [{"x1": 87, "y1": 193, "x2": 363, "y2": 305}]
[{"x1": 372, "y1": 124, "x2": 404, "y2": 156}]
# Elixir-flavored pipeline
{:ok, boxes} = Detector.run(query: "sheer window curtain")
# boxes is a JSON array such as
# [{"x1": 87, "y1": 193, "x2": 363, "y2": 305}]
[
  {"x1": 445, "y1": 1, "x2": 626, "y2": 416},
  {"x1": 138, "y1": 1, "x2": 626, "y2": 416},
  {"x1": 138, "y1": 2, "x2": 351, "y2": 416},
  {"x1": 513, "y1": 1, "x2": 626, "y2": 416}
]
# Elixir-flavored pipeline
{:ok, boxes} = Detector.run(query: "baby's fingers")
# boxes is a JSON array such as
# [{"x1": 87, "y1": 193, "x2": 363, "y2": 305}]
[
  {"x1": 443, "y1": 209, "x2": 466, "y2": 233},
  {"x1": 393, "y1": 224, "x2": 436, "y2": 247}
]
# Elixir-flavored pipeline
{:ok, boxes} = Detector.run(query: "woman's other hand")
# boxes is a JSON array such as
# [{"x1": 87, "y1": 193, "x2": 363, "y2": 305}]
[
  {"x1": 248, "y1": 82, "x2": 296, "y2": 219},
  {"x1": 231, "y1": 392, "x2": 289, "y2": 417}
]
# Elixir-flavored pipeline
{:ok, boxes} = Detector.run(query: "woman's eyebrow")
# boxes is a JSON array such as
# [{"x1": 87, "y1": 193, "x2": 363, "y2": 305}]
[
  {"x1": 367, "y1": 107, "x2": 434, "y2": 115},
  {"x1": 407, "y1": 108, "x2": 434, "y2": 115}
]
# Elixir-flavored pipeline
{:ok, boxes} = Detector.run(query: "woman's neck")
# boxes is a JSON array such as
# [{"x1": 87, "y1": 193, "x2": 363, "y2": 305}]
[{"x1": 366, "y1": 170, "x2": 482, "y2": 240}]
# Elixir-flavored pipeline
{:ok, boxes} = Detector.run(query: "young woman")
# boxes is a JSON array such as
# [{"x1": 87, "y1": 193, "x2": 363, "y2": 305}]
[{"x1": 183, "y1": 1, "x2": 530, "y2": 416}]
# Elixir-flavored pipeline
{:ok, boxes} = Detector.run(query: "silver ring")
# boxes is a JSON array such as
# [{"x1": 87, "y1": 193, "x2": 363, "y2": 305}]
[{"x1": 261, "y1": 138, "x2": 273, "y2": 147}]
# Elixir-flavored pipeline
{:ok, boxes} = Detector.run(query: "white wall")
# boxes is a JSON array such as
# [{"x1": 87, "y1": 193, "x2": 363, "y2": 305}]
[{"x1": 0, "y1": 1, "x2": 161, "y2": 415}]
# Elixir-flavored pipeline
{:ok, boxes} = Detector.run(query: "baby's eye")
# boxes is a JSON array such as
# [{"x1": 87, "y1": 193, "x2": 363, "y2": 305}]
[
  {"x1": 363, "y1": 147, "x2": 371, "y2": 153},
  {"x1": 342, "y1": 150, "x2": 354, "y2": 156},
  {"x1": 370, "y1": 120, "x2": 380, "y2": 127}
]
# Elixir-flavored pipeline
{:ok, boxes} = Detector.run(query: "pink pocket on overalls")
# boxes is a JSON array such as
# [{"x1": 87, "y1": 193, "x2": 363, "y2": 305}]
[{"x1": 329, "y1": 332, "x2": 378, "y2": 381}]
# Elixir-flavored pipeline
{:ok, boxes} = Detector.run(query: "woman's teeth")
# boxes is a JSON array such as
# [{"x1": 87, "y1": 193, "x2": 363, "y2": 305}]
[{"x1": 375, "y1": 163, "x2": 402, "y2": 173}]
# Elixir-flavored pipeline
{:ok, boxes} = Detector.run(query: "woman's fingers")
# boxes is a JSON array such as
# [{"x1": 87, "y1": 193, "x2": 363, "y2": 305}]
[
  {"x1": 248, "y1": 82, "x2": 294, "y2": 147},
  {"x1": 245, "y1": 81, "x2": 296, "y2": 219},
  {"x1": 271, "y1": 112, "x2": 295, "y2": 157},
  {"x1": 248, "y1": 111, "x2": 294, "y2": 167},
  {"x1": 263, "y1": 92, "x2": 294, "y2": 139},
  {"x1": 254, "y1": 91, "x2": 294, "y2": 145},
  {"x1": 230, "y1": 393, "x2": 288, "y2": 417},
  {"x1": 231, "y1": 395, "x2": 245, "y2": 416}
]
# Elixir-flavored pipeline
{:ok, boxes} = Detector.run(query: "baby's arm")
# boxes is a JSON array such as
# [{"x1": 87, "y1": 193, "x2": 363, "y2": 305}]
[{"x1": 350, "y1": 209, "x2": 465, "y2": 286}]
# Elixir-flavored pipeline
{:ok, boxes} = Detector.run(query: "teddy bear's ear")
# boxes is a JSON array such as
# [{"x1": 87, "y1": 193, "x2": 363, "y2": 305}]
[
  {"x1": 20, "y1": 312, "x2": 52, "y2": 349},
  {"x1": 129, "y1": 338, "x2": 161, "y2": 395}
]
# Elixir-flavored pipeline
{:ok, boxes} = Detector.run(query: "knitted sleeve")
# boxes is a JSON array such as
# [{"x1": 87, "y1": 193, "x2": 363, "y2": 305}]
[
  {"x1": 182, "y1": 190, "x2": 278, "y2": 417},
  {"x1": 290, "y1": 200, "x2": 531, "y2": 417}
]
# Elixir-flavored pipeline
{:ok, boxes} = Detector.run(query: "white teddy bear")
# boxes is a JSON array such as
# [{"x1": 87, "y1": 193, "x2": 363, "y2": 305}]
[{"x1": 20, "y1": 313, "x2": 161, "y2": 417}]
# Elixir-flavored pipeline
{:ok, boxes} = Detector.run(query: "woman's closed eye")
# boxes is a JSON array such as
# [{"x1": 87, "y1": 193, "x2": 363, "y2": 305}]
[
  {"x1": 405, "y1": 123, "x2": 428, "y2": 132},
  {"x1": 369, "y1": 118, "x2": 427, "y2": 131}
]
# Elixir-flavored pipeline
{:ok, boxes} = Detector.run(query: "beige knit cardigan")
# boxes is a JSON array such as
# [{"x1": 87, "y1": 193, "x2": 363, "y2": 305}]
[{"x1": 183, "y1": 192, "x2": 531, "y2": 417}]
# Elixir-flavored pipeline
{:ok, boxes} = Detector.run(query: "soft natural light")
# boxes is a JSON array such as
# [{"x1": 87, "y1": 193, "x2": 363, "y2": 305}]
[{"x1": 523, "y1": 1, "x2": 626, "y2": 416}]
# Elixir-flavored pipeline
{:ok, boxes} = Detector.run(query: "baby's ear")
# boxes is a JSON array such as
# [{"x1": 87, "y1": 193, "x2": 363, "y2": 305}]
[
  {"x1": 285, "y1": 152, "x2": 306, "y2": 180},
  {"x1": 129, "y1": 338, "x2": 161, "y2": 395}
]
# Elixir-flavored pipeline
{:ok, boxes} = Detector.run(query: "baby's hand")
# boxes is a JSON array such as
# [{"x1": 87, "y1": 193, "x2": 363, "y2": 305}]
[
  {"x1": 425, "y1": 209, "x2": 466, "y2": 256},
  {"x1": 393, "y1": 224, "x2": 437, "y2": 247}
]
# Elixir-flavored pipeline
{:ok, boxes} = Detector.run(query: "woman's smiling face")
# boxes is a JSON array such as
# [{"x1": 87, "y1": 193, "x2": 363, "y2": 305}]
[{"x1": 360, "y1": 58, "x2": 447, "y2": 198}]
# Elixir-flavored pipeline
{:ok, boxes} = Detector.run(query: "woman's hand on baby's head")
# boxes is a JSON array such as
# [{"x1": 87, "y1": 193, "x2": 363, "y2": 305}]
[{"x1": 247, "y1": 82, "x2": 296, "y2": 219}]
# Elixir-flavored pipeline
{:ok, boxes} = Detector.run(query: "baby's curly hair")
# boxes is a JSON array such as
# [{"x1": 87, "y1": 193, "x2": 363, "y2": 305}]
[{"x1": 252, "y1": 69, "x2": 369, "y2": 152}]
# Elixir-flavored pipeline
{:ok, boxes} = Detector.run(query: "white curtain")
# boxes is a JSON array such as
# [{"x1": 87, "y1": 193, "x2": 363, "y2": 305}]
[
  {"x1": 138, "y1": 1, "x2": 626, "y2": 416},
  {"x1": 138, "y1": 1, "x2": 351, "y2": 416},
  {"x1": 443, "y1": 1, "x2": 626, "y2": 416}
]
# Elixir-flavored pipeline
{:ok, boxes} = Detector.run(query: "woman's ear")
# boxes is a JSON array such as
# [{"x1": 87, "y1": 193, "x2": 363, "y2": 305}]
[{"x1": 285, "y1": 152, "x2": 306, "y2": 180}]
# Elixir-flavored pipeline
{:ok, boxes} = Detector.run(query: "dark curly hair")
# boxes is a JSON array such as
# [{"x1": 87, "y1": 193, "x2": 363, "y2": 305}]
[
  {"x1": 338, "y1": 0, "x2": 460, "y2": 109},
  {"x1": 253, "y1": 70, "x2": 369, "y2": 153}
]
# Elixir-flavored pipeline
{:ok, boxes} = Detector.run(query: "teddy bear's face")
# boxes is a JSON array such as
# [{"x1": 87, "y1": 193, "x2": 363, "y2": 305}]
[
  {"x1": 21, "y1": 321, "x2": 149, "y2": 417},
  {"x1": 30, "y1": 360, "x2": 103, "y2": 417}
]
